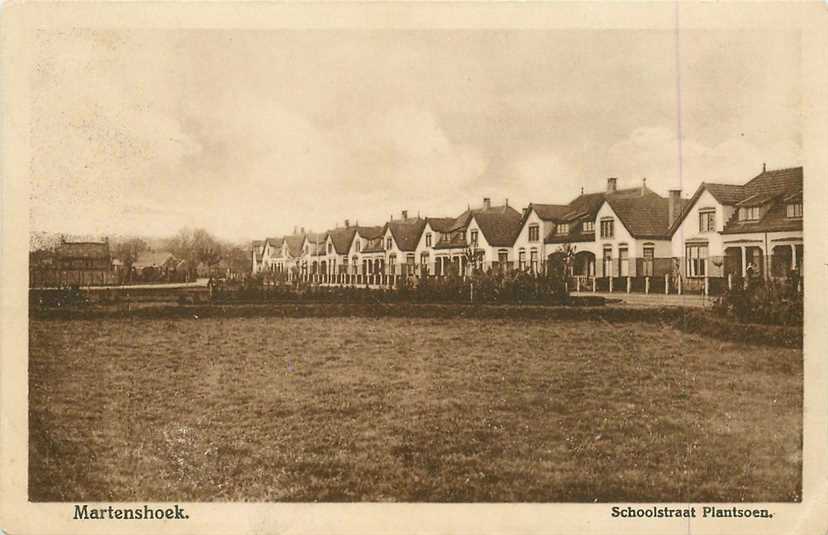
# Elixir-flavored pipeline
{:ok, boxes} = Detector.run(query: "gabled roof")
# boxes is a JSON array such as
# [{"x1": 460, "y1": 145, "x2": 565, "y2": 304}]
[
  {"x1": 328, "y1": 227, "x2": 357, "y2": 255},
  {"x1": 667, "y1": 182, "x2": 738, "y2": 235},
  {"x1": 133, "y1": 251, "x2": 177, "y2": 269},
  {"x1": 703, "y1": 183, "x2": 745, "y2": 205},
  {"x1": 55, "y1": 241, "x2": 110, "y2": 259},
  {"x1": 531, "y1": 203, "x2": 571, "y2": 221},
  {"x1": 425, "y1": 217, "x2": 456, "y2": 233},
  {"x1": 471, "y1": 210, "x2": 523, "y2": 247},
  {"x1": 387, "y1": 218, "x2": 427, "y2": 251},
  {"x1": 604, "y1": 192, "x2": 679, "y2": 239},
  {"x1": 353, "y1": 225, "x2": 384, "y2": 240},
  {"x1": 284, "y1": 235, "x2": 304, "y2": 257},
  {"x1": 450, "y1": 204, "x2": 520, "y2": 231}
]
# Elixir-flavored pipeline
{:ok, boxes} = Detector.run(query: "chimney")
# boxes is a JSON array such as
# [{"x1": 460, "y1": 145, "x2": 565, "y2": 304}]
[
  {"x1": 641, "y1": 177, "x2": 647, "y2": 196},
  {"x1": 668, "y1": 189, "x2": 682, "y2": 225},
  {"x1": 580, "y1": 186, "x2": 584, "y2": 196},
  {"x1": 300, "y1": 226, "x2": 305, "y2": 235},
  {"x1": 762, "y1": 162, "x2": 767, "y2": 173},
  {"x1": 505, "y1": 198, "x2": 509, "y2": 207},
  {"x1": 522, "y1": 207, "x2": 529, "y2": 217},
  {"x1": 401, "y1": 210, "x2": 408, "y2": 220},
  {"x1": 344, "y1": 219, "x2": 350, "y2": 228},
  {"x1": 293, "y1": 226, "x2": 298, "y2": 235},
  {"x1": 483, "y1": 197, "x2": 491, "y2": 209},
  {"x1": 607, "y1": 177, "x2": 618, "y2": 193}
]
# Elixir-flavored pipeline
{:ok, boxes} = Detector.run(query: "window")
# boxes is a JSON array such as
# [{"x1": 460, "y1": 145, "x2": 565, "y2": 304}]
[
  {"x1": 355, "y1": 240, "x2": 361, "y2": 252},
  {"x1": 787, "y1": 203, "x2": 803, "y2": 218},
  {"x1": 327, "y1": 243, "x2": 333, "y2": 254},
  {"x1": 618, "y1": 246, "x2": 629, "y2": 276},
  {"x1": 582, "y1": 221, "x2": 594, "y2": 233},
  {"x1": 557, "y1": 223, "x2": 569, "y2": 235},
  {"x1": 470, "y1": 230, "x2": 478, "y2": 245},
  {"x1": 686, "y1": 244, "x2": 708, "y2": 277},
  {"x1": 530, "y1": 249, "x2": 538, "y2": 272},
  {"x1": 425, "y1": 233, "x2": 432, "y2": 247},
  {"x1": 642, "y1": 246, "x2": 655, "y2": 276},
  {"x1": 518, "y1": 249, "x2": 526, "y2": 270},
  {"x1": 498, "y1": 250, "x2": 508, "y2": 264},
  {"x1": 603, "y1": 247, "x2": 613, "y2": 277},
  {"x1": 739, "y1": 207, "x2": 760, "y2": 221},
  {"x1": 699, "y1": 209, "x2": 716, "y2": 232},
  {"x1": 600, "y1": 218, "x2": 614, "y2": 239},
  {"x1": 528, "y1": 224, "x2": 539, "y2": 242}
]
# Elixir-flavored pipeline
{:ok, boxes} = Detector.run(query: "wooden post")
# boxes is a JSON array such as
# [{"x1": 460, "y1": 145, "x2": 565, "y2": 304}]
[
  {"x1": 576, "y1": 277, "x2": 581, "y2": 292},
  {"x1": 609, "y1": 276, "x2": 613, "y2": 293},
  {"x1": 592, "y1": 276, "x2": 596, "y2": 293},
  {"x1": 678, "y1": 276, "x2": 682, "y2": 295},
  {"x1": 728, "y1": 273, "x2": 732, "y2": 290},
  {"x1": 665, "y1": 273, "x2": 669, "y2": 294},
  {"x1": 626, "y1": 277, "x2": 631, "y2": 294},
  {"x1": 645, "y1": 276, "x2": 650, "y2": 294},
  {"x1": 704, "y1": 276, "x2": 709, "y2": 296}
]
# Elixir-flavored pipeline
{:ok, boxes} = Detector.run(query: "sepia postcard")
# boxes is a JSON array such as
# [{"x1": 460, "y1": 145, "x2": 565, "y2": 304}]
[{"x1": 2, "y1": 1, "x2": 828, "y2": 534}]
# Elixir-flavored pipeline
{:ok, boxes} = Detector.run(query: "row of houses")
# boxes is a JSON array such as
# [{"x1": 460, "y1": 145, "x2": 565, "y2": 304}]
[{"x1": 252, "y1": 165, "x2": 804, "y2": 287}]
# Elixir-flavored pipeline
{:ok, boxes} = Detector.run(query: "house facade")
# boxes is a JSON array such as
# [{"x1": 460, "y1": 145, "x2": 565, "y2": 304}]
[{"x1": 670, "y1": 166, "x2": 803, "y2": 281}]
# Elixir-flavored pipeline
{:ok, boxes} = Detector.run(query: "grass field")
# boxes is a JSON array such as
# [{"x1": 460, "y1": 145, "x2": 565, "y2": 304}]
[{"x1": 29, "y1": 316, "x2": 802, "y2": 502}]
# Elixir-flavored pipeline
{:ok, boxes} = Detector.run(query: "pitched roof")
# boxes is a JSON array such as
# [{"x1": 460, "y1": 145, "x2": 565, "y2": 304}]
[
  {"x1": 544, "y1": 185, "x2": 678, "y2": 242},
  {"x1": 133, "y1": 251, "x2": 177, "y2": 269},
  {"x1": 284, "y1": 235, "x2": 304, "y2": 256},
  {"x1": 721, "y1": 166, "x2": 803, "y2": 235},
  {"x1": 425, "y1": 217, "x2": 456, "y2": 233},
  {"x1": 471, "y1": 210, "x2": 523, "y2": 247},
  {"x1": 353, "y1": 225, "x2": 384, "y2": 240},
  {"x1": 703, "y1": 183, "x2": 745, "y2": 205},
  {"x1": 451, "y1": 204, "x2": 520, "y2": 231},
  {"x1": 605, "y1": 192, "x2": 677, "y2": 239},
  {"x1": 328, "y1": 227, "x2": 357, "y2": 255},
  {"x1": 387, "y1": 218, "x2": 427, "y2": 251},
  {"x1": 531, "y1": 203, "x2": 571, "y2": 221},
  {"x1": 55, "y1": 241, "x2": 110, "y2": 259}
]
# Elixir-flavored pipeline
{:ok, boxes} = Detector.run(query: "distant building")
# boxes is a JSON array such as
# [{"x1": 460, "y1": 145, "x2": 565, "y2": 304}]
[
  {"x1": 30, "y1": 238, "x2": 114, "y2": 287},
  {"x1": 132, "y1": 251, "x2": 179, "y2": 282}
]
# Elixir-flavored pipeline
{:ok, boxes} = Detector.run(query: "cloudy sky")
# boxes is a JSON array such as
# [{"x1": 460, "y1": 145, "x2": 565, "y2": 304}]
[{"x1": 29, "y1": 29, "x2": 801, "y2": 241}]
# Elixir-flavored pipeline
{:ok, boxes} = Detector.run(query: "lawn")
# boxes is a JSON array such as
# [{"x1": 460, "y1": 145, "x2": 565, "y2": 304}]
[{"x1": 29, "y1": 316, "x2": 802, "y2": 502}]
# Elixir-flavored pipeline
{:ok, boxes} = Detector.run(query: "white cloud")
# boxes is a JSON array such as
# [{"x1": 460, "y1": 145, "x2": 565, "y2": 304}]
[{"x1": 606, "y1": 126, "x2": 802, "y2": 198}]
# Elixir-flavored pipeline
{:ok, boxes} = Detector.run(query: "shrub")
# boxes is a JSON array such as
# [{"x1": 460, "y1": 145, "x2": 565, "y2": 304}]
[{"x1": 713, "y1": 275, "x2": 802, "y2": 326}]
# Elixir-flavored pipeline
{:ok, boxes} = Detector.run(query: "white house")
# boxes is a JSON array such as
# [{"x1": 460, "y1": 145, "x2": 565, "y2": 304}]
[{"x1": 670, "y1": 165, "x2": 803, "y2": 280}]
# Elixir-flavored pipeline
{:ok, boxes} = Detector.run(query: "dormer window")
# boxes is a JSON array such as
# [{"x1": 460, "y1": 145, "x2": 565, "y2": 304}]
[
  {"x1": 386, "y1": 237, "x2": 393, "y2": 250},
  {"x1": 739, "y1": 207, "x2": 760, "y2": 221},
  {"x1": 327, "y1": 243, "x2": 333, "y2": 254},
  {"x1": 582, "y1": 221, "x2": 594, "y2": 233},
  {"x1": 470, "y1": 230, "x2": 478, "y2": 245},
  {"x1": 786, "y1": 202, "x2": 803, "y2": 218},
  {"x1": 425, "y1": 233, "x2": 432, "y2": 247},
  {"x1": 355, "y1": 240, "x2": 361, "y2": 252},
  {"x1": 557, "y1": 223, "x2": 569, "y2": 235},
  {"x1": 528, "y1": 224, "x2": 539, "y2": 242}
]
